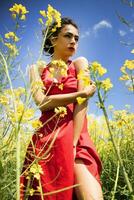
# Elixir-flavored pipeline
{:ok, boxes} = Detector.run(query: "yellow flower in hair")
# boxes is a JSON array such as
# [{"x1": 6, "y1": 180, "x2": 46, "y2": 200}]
[
  {"x1": 40, "y1": 10, "x2": 46, "y2": 18},
  {"x1": 76, "y1": 97, "x2": 86, "y2": 105}
]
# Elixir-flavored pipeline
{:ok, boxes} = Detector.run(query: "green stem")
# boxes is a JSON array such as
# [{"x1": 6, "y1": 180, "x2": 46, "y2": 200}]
[
  {"x1": 130, "y1": 74, "x2": 134, "y2": 93},
  {"x1": 97, "y1": 88, "x2": 133, "y2": 197},
  {"x1": 111, "y1": 161, "x2": 120, "y2": 200},
  {"x1": 0, "y1": 51, "x2": 20, "y2": 200},
  {"x1": 38, "y1": 27, "x2": 49, "y2": 60}
]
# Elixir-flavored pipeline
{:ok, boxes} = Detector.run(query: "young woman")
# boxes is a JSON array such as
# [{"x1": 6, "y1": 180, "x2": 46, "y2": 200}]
[{"x1": 20, "y1": 17, "x2": 103, "y2": 200}]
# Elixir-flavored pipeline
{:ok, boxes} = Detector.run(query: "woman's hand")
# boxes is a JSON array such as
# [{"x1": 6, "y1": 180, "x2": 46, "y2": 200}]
[{"x1": 84, "y1": 80, "x2": 96, "y2": 98}]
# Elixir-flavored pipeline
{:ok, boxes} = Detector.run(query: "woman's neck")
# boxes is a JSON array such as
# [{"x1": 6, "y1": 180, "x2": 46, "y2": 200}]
[{"x1": 52, "y1": 54, "x2": 70, "y2": 64}]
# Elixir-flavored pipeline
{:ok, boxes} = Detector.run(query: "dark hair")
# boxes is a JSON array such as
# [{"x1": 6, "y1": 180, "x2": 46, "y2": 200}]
[{"x1": 42, "y1": 17, "x2": 79, "y2": 56}]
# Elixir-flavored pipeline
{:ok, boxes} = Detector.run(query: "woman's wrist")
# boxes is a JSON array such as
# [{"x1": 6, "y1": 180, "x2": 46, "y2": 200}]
[{"x1": 77, "y1": 90, "x2": 88, "y2": 99}]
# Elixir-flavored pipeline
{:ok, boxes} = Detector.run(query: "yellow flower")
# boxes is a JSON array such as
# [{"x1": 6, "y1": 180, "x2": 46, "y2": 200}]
[
  {"x1": 91, "y1": 61, "x2": 107, "y2": 76},
  {"x1": 128, "y1": 86, "x2": 133, "y2": 91},
  {"x1": 4, "y1": 42, "x2": 18, "y2": 56},
  {"x1": 29, "y1": 188, "x2": 35, "y2": 196},
  {"x1": 0, "y1": 95, "x2": 9, "y2": 105},
  {"x1": 54, "y1": 106, "x2": 67, "y2": 118},
  {"x1": 97, "y1": 66, "x2": 107, "y2": 76},
  {"x1": 120, "y1": 66, "x2": 126, "y2": 73},
  {"x1": 51, "y1": 59, "x2": 67, "y2": 69},
  {"x1": 124, "y1": 60, "x2": 134, "y2": 70},
  {"x1": 58, "y1": 83, "x2": 64, "y2": 90},
  {"x1": 45, "y1": 4, "x2": 61, "y2": 29},
  {"x1": 23, "y1": 109, "x2": 35, "y2": 121},
  {"x1": 20, "y1": 15, "x2": 26, "y2": 20},
  {"x1": 76, "y1": 97, "x2": 86, "y2": 105},
  {"x1": 119, "y1": 74, "x2": 129, "y2": 81},
  {"x1": 77, "y1": 69, "x2": 90, "y2": 86},
  {"x1": 30, "y1": 163, "x2": 43, "y2": 180},
  {"x1": 38, "y1": 18, "x2": 44, "y2": 25},
  {"x1": 36, "y1": 60, "x2": 46, "y2": 69},
  {"x1": 31, "y1": 80, "x2": 44, "y2": 92},
  {"x1": 31, "y1": 119, "x2": 42, "y2": 129},
  {"x1": 37, "y1": 186, "x2": 41, "y2": 192},
  {"x1": 9, "y1": 3, "x2": 29, "y2": 20},
  {"x1": 40, "y1": 10, "x2": 46, "y2": 18},
  {"x1": 51, "y1": 59, "x2": 68, "y2": 77},
  {"x1": 101, "y1": 78, "x2": 113, "y2": 91},
  {"x1": 5, "y1": 32, "x2": 19, "y2": 42}
]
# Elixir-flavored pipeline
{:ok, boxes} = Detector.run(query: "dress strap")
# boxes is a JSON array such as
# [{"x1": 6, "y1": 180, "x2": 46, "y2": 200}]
[{"x1": 68, "y1": 60, "x2": 77, "y2": 78}]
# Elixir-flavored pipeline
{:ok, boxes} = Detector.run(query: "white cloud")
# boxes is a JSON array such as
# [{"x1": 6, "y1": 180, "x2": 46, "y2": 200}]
[
  {"x1": 118, "y1": 30, "x2": 127, "y2": 36},
  {"x1": 93, "y1": 20, "x2": 112, "y2": 33},
  {"x1": 80, "y1": 29, "x2": 91, "y2": 38},
  {"x1": 129, "y1": 28, "x2": 134, "y2": 32},
  {"x1": 81, "y1": 20, "x2": 112, "y2": 39}
]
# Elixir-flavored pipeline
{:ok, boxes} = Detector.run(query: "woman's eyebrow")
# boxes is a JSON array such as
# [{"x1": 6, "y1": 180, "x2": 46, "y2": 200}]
[{"x1": 65, "y1": 32, "x2": 79, "y2": 38}]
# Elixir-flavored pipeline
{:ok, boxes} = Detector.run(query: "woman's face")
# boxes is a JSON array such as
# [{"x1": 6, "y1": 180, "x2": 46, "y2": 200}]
[{"x1": 52, "y1": 24, "x2": 79, "y2": 58}]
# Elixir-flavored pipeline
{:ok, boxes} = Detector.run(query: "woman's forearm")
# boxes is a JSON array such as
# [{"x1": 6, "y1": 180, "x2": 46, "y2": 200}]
[
  {"x1": 73, "y1": 101, "x2": 88, "y2": 146},
  {"x1": 29, "y1": 64, "x2": 88, "y2": 111},
  {"x1": 33, "y1": 89, "x2": 88, "y2": 112}
]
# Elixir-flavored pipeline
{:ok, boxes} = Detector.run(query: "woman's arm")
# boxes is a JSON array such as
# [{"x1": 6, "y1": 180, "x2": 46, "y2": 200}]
[
  {"x1": 73, "y1": 57, "x2": 96, "y2": 147},
  {"x1": 29, "y1": 64, "x2": 91, "y2": 112}
]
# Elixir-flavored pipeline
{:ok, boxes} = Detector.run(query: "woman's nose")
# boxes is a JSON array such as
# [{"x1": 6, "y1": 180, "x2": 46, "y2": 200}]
[{"x1": 70, "y1": 37, "x2": 76, "y2": 44}]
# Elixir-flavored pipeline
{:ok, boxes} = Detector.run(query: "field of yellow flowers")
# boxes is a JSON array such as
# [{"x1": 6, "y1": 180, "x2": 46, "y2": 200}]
[{"x1": 0, "y1": 3, "x2": 134, "y2": 200}]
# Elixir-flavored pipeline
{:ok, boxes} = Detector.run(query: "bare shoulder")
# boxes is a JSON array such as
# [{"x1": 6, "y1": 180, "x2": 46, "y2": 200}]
[{"x1": 73, "y1": 57, "x2": 88, "y2": 72}]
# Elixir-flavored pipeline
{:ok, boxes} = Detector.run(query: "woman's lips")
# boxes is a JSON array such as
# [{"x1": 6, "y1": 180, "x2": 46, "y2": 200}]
[{"x1": 68, "y1": 47, "x2": 75, "y2": 51}]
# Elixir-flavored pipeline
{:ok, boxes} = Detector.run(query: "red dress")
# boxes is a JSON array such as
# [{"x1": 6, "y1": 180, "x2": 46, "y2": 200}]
[{"x1": 20, "y1": 60, "x2": 102, "y2": 200}]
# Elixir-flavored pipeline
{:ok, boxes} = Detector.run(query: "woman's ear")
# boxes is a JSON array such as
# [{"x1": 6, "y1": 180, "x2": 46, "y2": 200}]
[{"x1": 50, "y1": 36, "x2": 57, "y2": 46}]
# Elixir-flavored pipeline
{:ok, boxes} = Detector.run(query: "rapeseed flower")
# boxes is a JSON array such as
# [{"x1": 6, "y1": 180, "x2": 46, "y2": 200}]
[
  {"x1": 29, "y1": 188, "x2": 35, "y2": 196},
  {"x1": 124, "y1": 59, "x2": 134, "y2": 70},
  {"x1": 9, "y1": 3, "x2": 29, "y2": 20},
  {"x1": 54, "y1": 106, "x2": 67, "y2": 118},
  {"x1": 77, "y1": 69, "x2": 90, "y2": 86},
  {"x1": 5, "y1": 32, "x2": 19, "y2": 42},
  {"x1": 91, "y1": 61, "x2": 107, "y2": 76},
  {"x1": 101, "y1": 78, "x2": 113, "y2": 91},
  {"x1": 51, "y1": 59, "x2": 68, "y2": 77},
  {"x1": 30, "y1": 163, "x2": 43, "y2": 180},
  {"x1": 76, "y1": 97, "x2": 86, "y2": 105},
  {"x1": 4, "y1": 42, "x2": 18, "y2": 56},
  {"x1": 31, "y1": 119, "x2": 42, "y2": 129},
  {"x1": 39, "y1": 4, "x2": 61, "y2": 31},
  {"x1": 0, "y1": 95, "x2": 9, "y2": 105},
  {"x1": 58, "y1": 83, "x2": 64, "y2": 90}
]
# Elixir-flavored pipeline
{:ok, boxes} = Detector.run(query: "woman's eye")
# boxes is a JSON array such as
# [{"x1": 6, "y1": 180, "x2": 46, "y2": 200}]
[
  {"x1": 75, "y1": 37, "x2": 79, "y2": 42},
  {"x1": 65, "y1": 34, "x2": 71, "y2": 38}
]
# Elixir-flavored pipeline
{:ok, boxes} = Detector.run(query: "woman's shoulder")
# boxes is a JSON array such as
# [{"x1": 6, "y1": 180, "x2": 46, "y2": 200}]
[{"x1": 72, "y1": 57, "x2": 89, "y2": 72}]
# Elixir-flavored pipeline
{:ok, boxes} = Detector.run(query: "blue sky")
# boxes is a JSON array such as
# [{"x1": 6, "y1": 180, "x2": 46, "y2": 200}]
[{"x1": 0, "y1": 0, "x2": 134, "y2": 115}]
